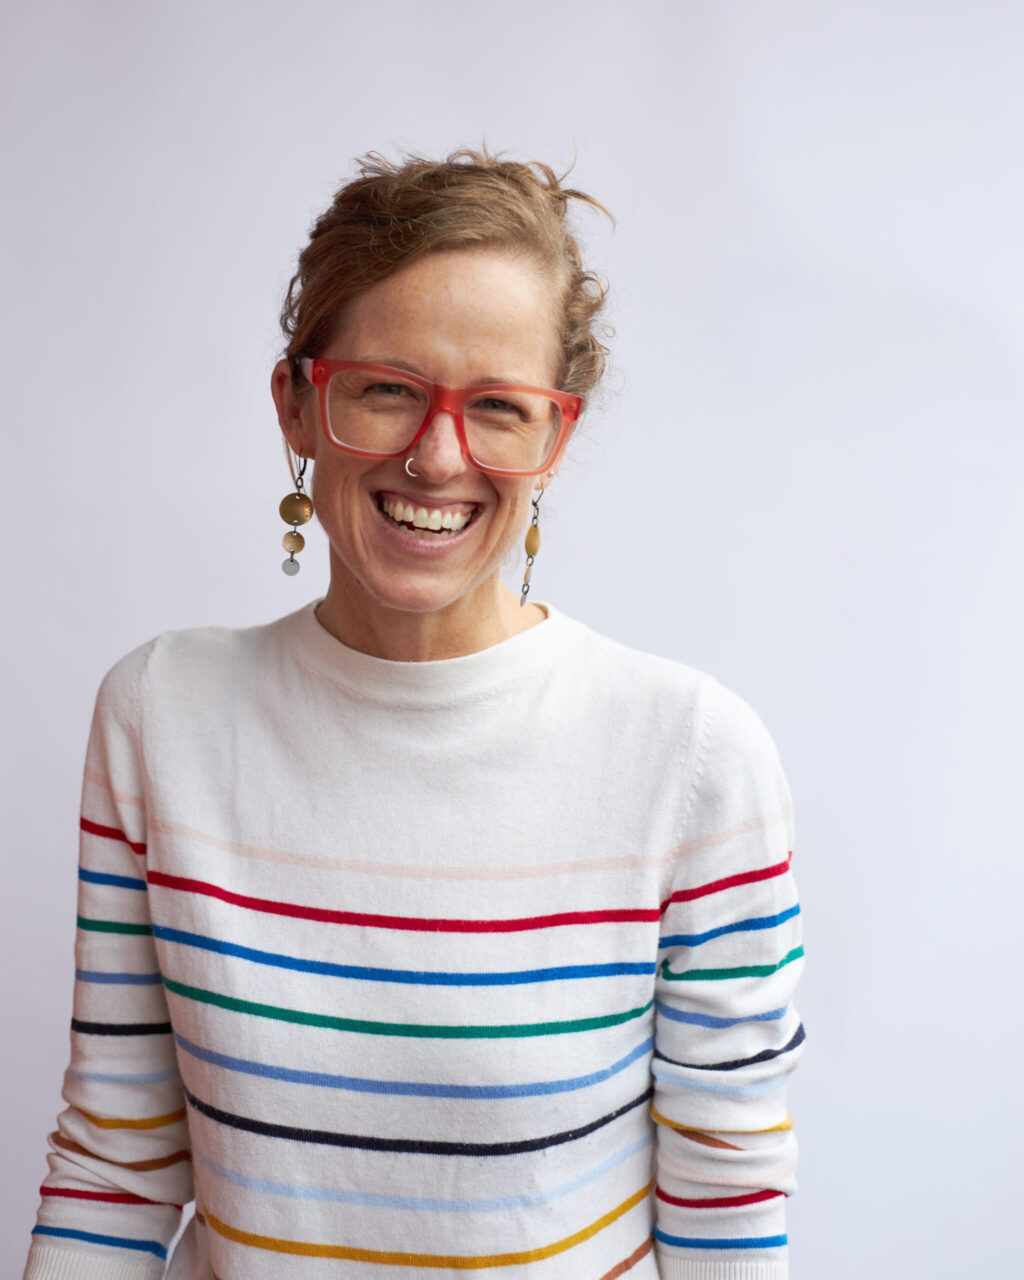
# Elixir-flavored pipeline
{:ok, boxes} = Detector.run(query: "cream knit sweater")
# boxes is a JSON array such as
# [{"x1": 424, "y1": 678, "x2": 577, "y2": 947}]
[{"x1": 24, "y1": 598, "x2": 806, "y2": 1280}]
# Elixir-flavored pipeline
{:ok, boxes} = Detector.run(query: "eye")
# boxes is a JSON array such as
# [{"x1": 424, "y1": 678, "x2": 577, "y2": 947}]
[{"x1": 367, "y1": 381, "x2": 413, "y2": 397}]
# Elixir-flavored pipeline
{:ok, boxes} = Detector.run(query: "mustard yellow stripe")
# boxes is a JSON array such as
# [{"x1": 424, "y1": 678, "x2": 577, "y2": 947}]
[
  {"x1": 204, "y1": 1181, "x2": 653, "y2": 1268},
  {"x1": 79, "y1": 1106, "x2": 187, "y2": 1131},
  {"x1": 650, "y1": 1102, "x2": 793, "y2": 1134}
]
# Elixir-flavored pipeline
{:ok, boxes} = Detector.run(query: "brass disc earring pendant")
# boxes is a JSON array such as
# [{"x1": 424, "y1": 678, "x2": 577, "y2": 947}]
[{"x1": 280, "y1": 456, "x2": 313, "y2": 576}]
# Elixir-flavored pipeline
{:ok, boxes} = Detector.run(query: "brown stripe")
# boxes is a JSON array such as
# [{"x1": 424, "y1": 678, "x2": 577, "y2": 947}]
[
  {"x1": 80, "y1": 1106, "x2": 187, "y2": 1131},
  {"x1": 50, "y1": 1130, "x2": 191, "y2": 1170},
  {"x1": 598, "y1": 1235, "x2": 654, "y2": 1280}
]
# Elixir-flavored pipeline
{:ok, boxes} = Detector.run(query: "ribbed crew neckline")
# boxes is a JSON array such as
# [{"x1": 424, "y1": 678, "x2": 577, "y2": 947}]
[{"x1": 287, "y1": 596, "x2": 584, "y2": 707}]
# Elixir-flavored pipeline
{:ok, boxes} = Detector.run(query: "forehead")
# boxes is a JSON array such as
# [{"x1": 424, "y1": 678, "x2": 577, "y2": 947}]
[{"x1": 328, "y1": 249, "x2": 563, "y2": 385}]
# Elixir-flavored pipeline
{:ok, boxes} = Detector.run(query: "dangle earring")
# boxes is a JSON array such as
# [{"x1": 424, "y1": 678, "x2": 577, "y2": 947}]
[
  {"x1": 519, "y1": 473, "x2": 555, "y2": 607},
  {"x1": 279, "y1": 455, "x2": 314, "y2": 576}
]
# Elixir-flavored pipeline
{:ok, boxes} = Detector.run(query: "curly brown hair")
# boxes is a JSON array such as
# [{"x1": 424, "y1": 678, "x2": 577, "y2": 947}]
[{"x1": 280, "y1": 147, "x2": 612, "y2": 416}]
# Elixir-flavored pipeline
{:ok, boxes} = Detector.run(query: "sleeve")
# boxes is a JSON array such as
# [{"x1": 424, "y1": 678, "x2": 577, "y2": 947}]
[
  {"x1": 652, "y1": 676, "x2": 807, "y2": 1280},
  {"x1": 23, "y1": 640, "x2": 195, "y2": 1280}
]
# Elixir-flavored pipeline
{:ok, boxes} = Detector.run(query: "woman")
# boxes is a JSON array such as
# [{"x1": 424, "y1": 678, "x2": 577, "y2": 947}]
[{"x1": 23, "y1": 150, "x2": 806, "y2": 1280}]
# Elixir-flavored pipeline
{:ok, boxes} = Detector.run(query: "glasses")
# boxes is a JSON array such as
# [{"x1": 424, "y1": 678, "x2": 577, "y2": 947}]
[{"x1": 300, "y1": 358, "x2": 581, "y2": 477}]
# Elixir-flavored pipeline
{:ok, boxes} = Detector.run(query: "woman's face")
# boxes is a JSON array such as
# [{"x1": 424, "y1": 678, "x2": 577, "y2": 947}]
[{"x1": 272, "y1": 248, "x2": 567, "y2": 623}]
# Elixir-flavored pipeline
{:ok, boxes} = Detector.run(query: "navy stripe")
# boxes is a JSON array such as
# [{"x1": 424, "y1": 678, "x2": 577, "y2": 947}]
[
  {"x1": 32, "y1": 1226, "x2": 167, "y2": 1260},
  {"x1": 71, "y1": 1018, "x2": 172, "y2": 1036},
  {"x1": 655, "y1": 1023, "x2": 806, "y2": 1072},
  {"x1": 79, "y1": 868, "x2": 147, "y2": 891},
  {"x1": 76, "y1": 968, "x2": 163, "y2": 986},
  {"x1": 183, "y1": 1083, "x2": 653, "y2": 1156},
  {"x1": 152, "y1": 925, "x2": 654, "y2": 986}
]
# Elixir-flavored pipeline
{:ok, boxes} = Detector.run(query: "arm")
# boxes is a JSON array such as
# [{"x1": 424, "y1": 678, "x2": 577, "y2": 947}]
[
  {"x1": 23, "y1": 641, "x2": 194, "y2": 1280},
  {"x1": 653, "y1": 677, "x2": 807, "y2": 1280}
]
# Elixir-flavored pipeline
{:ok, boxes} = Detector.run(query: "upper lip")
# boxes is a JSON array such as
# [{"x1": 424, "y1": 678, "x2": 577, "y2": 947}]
[{"x1": 376, "y1": 489, "x2": 481, "y2": 511}]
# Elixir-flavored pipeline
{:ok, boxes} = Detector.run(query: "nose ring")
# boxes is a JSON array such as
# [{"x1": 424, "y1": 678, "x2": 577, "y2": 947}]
[{"x1": 405, "y1": 457, "x2": 419, "y2": 478}]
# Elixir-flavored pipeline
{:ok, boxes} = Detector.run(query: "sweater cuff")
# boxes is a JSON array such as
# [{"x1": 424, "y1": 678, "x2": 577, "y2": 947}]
[
  {"x1": 654, "y1": 1254, "x2": 789, "y2": 1280},
  {"x1": 23, "y1": 1243, "x2": 165, "y2": 1280}
]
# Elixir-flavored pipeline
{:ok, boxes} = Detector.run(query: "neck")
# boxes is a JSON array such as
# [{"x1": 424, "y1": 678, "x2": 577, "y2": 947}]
[{"x1": 314, "y1": 566, "x2": 547, "y2": 662}]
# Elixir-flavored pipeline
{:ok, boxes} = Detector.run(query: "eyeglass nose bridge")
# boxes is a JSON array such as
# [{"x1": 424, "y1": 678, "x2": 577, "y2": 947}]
[{"x1": 407, "y1": 385, "x2": 472, "y2": 459}]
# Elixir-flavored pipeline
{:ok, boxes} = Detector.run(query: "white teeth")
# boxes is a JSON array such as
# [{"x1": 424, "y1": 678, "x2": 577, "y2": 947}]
[{"x1": 380, "y1": 497, "x2": 473, "y2": 534}]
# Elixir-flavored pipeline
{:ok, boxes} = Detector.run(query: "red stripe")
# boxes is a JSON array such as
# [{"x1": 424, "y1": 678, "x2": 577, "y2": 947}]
[
  {"x1": 147, "y1": 870, "x2": 660, "y2": 933},
  {"x1": 660, "y1": 852, "x2": 792, "y2": 910},
  {"x1": 656, "y1": 1186, "x2": 784, "y2": 1209},
  {"x1": 39, "y1": 1186, "x2": 182, "y2": 1210},
  {"x1": 80, "y1": 816, "x2": 146, "y2": 856}
]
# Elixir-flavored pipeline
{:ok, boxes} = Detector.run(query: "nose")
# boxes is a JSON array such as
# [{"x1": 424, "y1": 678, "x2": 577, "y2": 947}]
[{"x1": 411, "y1": 409, "x2": 469, "y2": 482}]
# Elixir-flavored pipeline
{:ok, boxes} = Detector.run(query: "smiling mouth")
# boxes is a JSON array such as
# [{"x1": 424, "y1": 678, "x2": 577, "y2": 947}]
[{"x1": 375, "y1": 493, "x2": 479, "y2": 537}]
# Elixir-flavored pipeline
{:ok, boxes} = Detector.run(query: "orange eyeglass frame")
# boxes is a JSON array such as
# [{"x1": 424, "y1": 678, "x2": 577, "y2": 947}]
[{"x1": 300, "y1": 358, "x2": 582, "y2": 478}]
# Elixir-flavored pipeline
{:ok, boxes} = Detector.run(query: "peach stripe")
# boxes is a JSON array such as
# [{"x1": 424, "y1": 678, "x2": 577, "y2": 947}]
[
  {"x1": 83, "y1": 768, "x2": 146, "y2": 809},
  {"x1": 51, "y1": 1130, "x2": 191, "y2": 1170},
  {"x1": 146, "y1": 805, "x2": 792, "y2": 883},
  {"x1": 597, "y1": 1235, "x2": 654, "y2": 1280}
]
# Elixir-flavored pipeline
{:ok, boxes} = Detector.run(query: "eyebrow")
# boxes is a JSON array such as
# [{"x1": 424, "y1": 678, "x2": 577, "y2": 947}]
[{"x1": 358, "y1": 356, "x2": 531, "y2": 386}]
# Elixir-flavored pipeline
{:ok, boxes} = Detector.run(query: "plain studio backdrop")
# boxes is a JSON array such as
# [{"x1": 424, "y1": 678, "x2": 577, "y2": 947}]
[{"x1": 2, "y1": 2, "x2": 1021, "y2": 1276}]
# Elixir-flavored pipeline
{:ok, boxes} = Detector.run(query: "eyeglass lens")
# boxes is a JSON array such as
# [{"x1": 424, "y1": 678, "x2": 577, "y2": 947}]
[{"x1": 325, "y1": 369, "x2": 562, "y2": 472}]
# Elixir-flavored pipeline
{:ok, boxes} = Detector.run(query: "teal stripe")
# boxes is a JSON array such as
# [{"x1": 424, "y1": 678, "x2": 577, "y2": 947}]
[
  {"x1": 77, "y1": 916, "x2": 152, "y2": 936},
  {"x1": 660, "y1": 945, "x2": 804, "y2": 982},
  {"x1": 163, "y1": 976, "x2": 653, "y2": 1039}
]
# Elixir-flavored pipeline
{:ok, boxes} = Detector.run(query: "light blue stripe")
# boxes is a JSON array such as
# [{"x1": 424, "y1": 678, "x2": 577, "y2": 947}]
[
  {"x1": 31, "y1": 1226, "x2": 167, "y2": 1260},
  {"x1": 654, "y1": 1227, "x2": 786, "y2": 1250},
  {"x1": 651, "y1": 1058, "x2": 795, "y2": 1098},
  {"x1": 655, "y1": 1000, "x2": 788, "y2": 1029},
  {"x1": 76, "y1": 968, "x2": 163, "y2": 986},
  {"x1": 79, "y1": 868, "x2": 146, "y2": 891},
  {"x1": 67, "y1": 1066, "x2": 180, "y2": 1085},
  {"x1": 152, "y1": 924, "x2": 654, "y2": 986},
  {"x1": 197, "y1": 1133, "x2": 654, "y2": 1211},
  {"x1": 659, "y1": 904, "x2": 801, "y2": 949},
  {"x1": 174, "y1": 1030, "x2": 654, "y2": 1099}
]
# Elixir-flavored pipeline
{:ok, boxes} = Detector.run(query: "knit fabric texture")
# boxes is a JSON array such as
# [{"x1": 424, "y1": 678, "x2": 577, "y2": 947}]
[{"x1": 23, "y1": 598, "x2": 806, "y2": 1280}]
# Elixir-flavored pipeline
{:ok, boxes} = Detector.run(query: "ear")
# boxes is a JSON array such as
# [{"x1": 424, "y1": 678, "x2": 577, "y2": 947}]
[{"x1": 271, "y1": 358, "x2": 317, "y2": 460}]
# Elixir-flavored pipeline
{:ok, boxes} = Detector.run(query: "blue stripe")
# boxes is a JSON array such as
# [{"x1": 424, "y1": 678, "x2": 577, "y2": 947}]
[
  {"x1": 153, "y1": 924, "x2": 654, "y2": 986},
  {"x1": 655, "y1": 1000, "x2": 788, "y2": 1029},
  {"x1": 654, "y1": 1227, "x2": 787, "y2": 1250},
  {"x1": 31, "y1": 1226, "x2": 167, "y2": 1260},
  {"x1": 659, "y1": 903, "x2": 801, "y2": 949},
  {"x1": 76, "y1": 968, "x2": 163, "y2": 986},
  {"x1": 174, "y1": 1030, "x2": 653, "y2": 1099},
  {"x1": 67, "y1": 1066, "x2": 180, "y2": 1085},
  {"x1": 79, "y1": 868, "x2": 146, "y2": 891},
  {"x1": 651, "y1": 1058, "x2": 795, "y2": 1098},
  {"x1": 197, "y1": 1133, "x2": 654, "y2": 1211}
]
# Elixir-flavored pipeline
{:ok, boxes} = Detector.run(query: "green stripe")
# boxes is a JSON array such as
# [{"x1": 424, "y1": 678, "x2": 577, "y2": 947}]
[
  {"x1": 661, "y1": 945, "x2": 804, "y2": 982},
  {"x1": 77, "y1": 916, "x2": 153, "y2": 936},
  {"x1": 162, "y1": 977, "x2": 654, "y2": 1039}
]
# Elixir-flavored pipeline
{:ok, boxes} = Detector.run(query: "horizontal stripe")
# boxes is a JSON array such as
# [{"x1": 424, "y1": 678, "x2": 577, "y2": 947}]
[
  {"x1": 76, "y1": 968, "x2": 163, "y2": 986},
  {"x1": 153, "y1": 923, "x2": 655, "y2": 986},
  {"x1": 650, "y1": 1102, "x2": 793, "y2": 1135},
  {"x1": 79, "y1": 867, "x2": 147, "y2": 891},
  {"x1": 203, "y1": 1180, "x2": 653, "y2": 1266},
  {"x1": 31, "y1": 1225, "x2": 166, "y2": 1260},
  {"x1": 197, "y1": 1134, "x2": 654, "y2": 1211},
  {"x1": 651, "y1": 1058, "x2": 794, "y2": 1098},
  {"x1": 77, "y1": 916, "x2": 152, "y2": 936},
  {"x1": 599, "y1": 1237, "x2": 653, "y2": 1280},
  {"x1": 660, "y1": 945, "x2": 805, "y2": 983},
  {"x1": 149, "y1": 870, "x2": 659, "y2": 932},
  {"x1": 653, "y1": 1227, "x2": 786, "y2": 1250},
  {"x1": 71, "y1": 1018, "x2": 171, "y2": 1036},
  {"x1": 164, "y1": 976, "x2": 653, "y2": 1039},
  {"x1": 68, "y1": 1066, "x2": 180, "y2": 1085},
  {"x1": 656, "y1": 1186, "x2": 783, "y2": 1209},
  {"x1": 655, "y1": 1023, "x2": 806, "y2": 1073},
  {"x1": 662, "y1": 854, "x2": 793, "y2": 909},
  {"x1": 80, "y1": 816, "x2": 146, "y2": 856},
  {"x1": 659, "y1": 903, "x2": 801, "y2": 949},
  {"x1": 184, "y1": 1083, "x2": 653, "y2": 1156},
  {"x1": 40, "y1": 1186, "x2": 181, "y2": 1208},
  {"x1": 79, "y1": 1106, "x2": 187, "y2": 1130},
  {"x1": 50, "y1": 1131, "x2": 190, "y2": 1170},
  {"x1": 149, "y1": 805, "x2": 790, "y2": 882},
  {"x1": 655, "y1": 999, "x2": 788, "y2": 1030},
  {"x1": 174, "y1": 1030, "x2": 653, "y2": 1098}
]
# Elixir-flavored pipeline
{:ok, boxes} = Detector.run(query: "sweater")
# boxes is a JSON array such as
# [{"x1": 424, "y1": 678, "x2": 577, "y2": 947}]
[{"x1": 23, "y1": 597, "x2": 806, "y2": 1280}]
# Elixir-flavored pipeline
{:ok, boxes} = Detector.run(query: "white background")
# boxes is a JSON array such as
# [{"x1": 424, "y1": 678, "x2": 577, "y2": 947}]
[{"x1": 3, "y1": 2, "x2": 1022, "y2": 1276}]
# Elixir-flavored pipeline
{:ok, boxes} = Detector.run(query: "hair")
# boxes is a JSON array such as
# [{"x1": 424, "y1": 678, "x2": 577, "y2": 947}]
[{"x1": 279, "y1": 147, "x2": 612, "y2": 417}]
